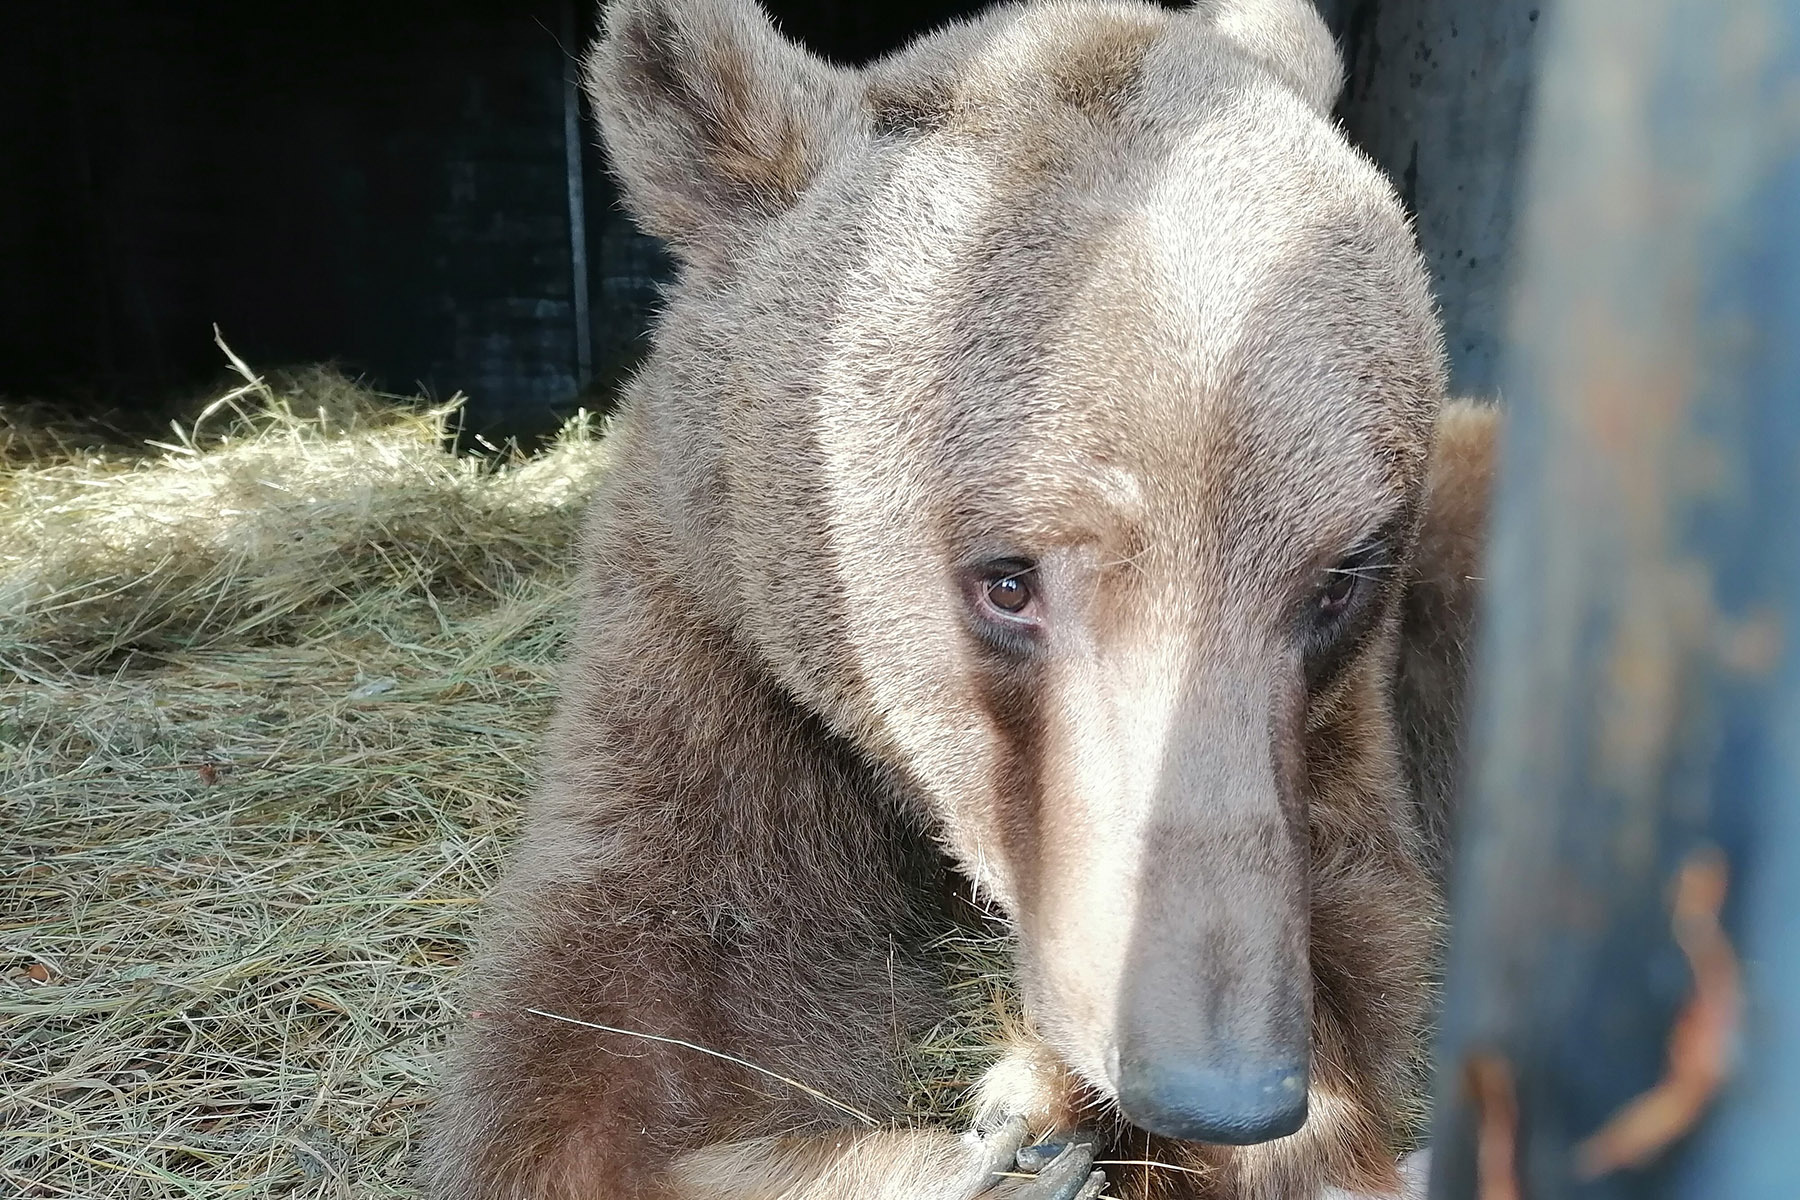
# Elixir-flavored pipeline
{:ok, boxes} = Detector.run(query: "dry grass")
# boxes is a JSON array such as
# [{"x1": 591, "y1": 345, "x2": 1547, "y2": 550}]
[
  {"x1": 1, "y1": 354, "x2": 1013, "y2": 1199},
  {"x1": 1, "y1": 355, "x2": 608, "y2": 1198}
]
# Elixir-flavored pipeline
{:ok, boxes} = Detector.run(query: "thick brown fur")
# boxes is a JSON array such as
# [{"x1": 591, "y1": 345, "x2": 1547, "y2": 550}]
[{"x1": 423, "y1": 2, "x2": 1499, "y2": 1198}]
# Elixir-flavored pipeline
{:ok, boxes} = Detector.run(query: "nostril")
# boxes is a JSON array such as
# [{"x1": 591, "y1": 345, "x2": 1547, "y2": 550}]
[{"x1": 1113, "y1": 1056, "x2": 1308, "y2": 1145}]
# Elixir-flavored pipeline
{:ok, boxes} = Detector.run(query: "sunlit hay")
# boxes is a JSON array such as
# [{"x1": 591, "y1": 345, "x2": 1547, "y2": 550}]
[
  {"x1": 1, "y1": 357, "x2": 1013, "y2": 1200},
  {"x1": 1, "y1": 360, "x2": 609, "y2": 1198},
  {"x1": 900, "y1": 923, "x2": 1026, "y2": 1126},
  {"x1": 0, "y1": 352, "x2": 608, "y2": 680}
]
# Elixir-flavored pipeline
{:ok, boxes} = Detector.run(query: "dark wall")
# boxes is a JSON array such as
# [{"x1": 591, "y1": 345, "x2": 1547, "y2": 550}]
[
  {"x1": 1333, "y1": 0, "x2": 1545, "y2": 399},
  {"x1": 0, "y1": 0, "x2": 1007, "y2": 435},
  {"x1": 2, "y1": 1, "x2": 601, "y2": 434},
  {"x1": 1, "y1": 0, "x2": 1540, "y2": 432}
]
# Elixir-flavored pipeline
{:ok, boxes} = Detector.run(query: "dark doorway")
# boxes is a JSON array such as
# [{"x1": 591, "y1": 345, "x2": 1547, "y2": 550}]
[
  {"x1": 2, "y1": 1, "x2": 1536, "y2": 436},
  {"x1": 0, "y1": 1, "x2": 1002, "y2": 439},
  {"x1": 6, "y1": 2, "x2": 596, "y2": 436}
]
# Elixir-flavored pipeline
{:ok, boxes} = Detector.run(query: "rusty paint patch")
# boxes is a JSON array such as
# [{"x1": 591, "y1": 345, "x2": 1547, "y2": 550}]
[
  {"x1": 1575, "y1": 846, "x2": 1739, "y2": 1178},
  {"x1": 1463, "y1": 1052, "x2": 1522, "y2": 1200}
]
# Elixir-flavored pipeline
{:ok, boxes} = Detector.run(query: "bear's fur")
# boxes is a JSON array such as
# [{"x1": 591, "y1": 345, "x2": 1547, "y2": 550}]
[{"x1": 422, "y1": 0, "x2": 1498, "y2": 1197}]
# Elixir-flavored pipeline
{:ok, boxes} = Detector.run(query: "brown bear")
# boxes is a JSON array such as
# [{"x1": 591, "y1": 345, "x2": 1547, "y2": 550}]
[{"x1": 421, "y1": 0, "x2": 1498, "y2": 1197}]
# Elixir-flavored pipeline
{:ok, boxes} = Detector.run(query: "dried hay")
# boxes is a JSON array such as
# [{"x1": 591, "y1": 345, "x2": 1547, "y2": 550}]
[{"x1": 1, "y1": 355, "x2": 1011, "y2": 1199}]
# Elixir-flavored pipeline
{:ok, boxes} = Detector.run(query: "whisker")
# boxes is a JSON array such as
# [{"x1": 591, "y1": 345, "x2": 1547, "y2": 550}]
[
  {"x1": 1097, "y1": 552, "x2": 1151, "y2": 579},
  {"x1": 522, "y1": 1008, "x2": 879, "y2": 1126},
  {"x1": 1098, "y1": 1159, "x2": 1213, "y2": 1179}
]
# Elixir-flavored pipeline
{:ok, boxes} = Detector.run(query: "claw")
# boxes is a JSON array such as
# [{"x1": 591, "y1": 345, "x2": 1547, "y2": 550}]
[
  {"x1": 971, "y1": 1116, "x2": 1032, "y2": 1189},
  {"x1": 1000, "y1": 1142, "x2": 1101, "y2": 1200},
  {"x1": 1072, "y1": 1169, "x2": 1108, "y2": 1200}
]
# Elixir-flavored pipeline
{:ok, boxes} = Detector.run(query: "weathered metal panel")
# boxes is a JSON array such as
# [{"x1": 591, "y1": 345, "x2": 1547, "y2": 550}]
[
  {"x1": 1, "y1": 0, "x2": 587, "y2": 432},
  {"x1": 1428, "y1": 0, "x2": 1800, "y2": 1195},
  {"x1": 1332, "y1": 0, "x2": 1545, "y2": 400}
]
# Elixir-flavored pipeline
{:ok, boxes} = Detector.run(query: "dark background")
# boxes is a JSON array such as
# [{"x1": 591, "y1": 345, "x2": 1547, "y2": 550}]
[{"x1": 0, "y1": 0, "x2": 1542, "y2": 440}]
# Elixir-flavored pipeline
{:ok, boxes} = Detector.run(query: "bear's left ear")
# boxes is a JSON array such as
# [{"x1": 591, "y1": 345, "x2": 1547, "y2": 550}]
[
  {"x1": 584, "y1": 0, "x2": 860, "y2": 267},
  {"x1": 1396, "y1": 399, "x2": 1500, "y2": 881},
  {"x1": 1186, "y1": 0, "x2": 1344, "y2": 115}
]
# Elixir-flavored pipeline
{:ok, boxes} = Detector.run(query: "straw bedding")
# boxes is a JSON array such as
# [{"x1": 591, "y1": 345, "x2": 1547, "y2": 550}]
[{"x1": 1, "y1": 358, "x2": 1013, "y2": 1199}]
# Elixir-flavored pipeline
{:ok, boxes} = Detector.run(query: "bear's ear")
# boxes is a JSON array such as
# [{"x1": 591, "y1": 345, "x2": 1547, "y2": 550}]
[
  {"x1": 1396, "y1": 399, "x2": 1500, "y2": 878},
  {"x1": 584, "y1": 0, "x2": 859, "y2": 265},
  {"x1": 1187, "y1": 0, "x2": 1344, "y2": 114}
]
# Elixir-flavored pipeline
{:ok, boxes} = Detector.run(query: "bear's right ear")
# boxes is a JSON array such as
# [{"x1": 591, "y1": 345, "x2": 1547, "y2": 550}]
[
  {"x1": 1186, "y1": 0, "x2": 1344, "y2": 115},
  {"x1": 584, "y1": 0, "x2": 859, "y2": 266}
]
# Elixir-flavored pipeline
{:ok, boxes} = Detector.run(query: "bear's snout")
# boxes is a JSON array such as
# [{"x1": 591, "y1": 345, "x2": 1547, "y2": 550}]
[{"x1": 1112, "y1": 1051, "x2": 1309, "y2": 1145}]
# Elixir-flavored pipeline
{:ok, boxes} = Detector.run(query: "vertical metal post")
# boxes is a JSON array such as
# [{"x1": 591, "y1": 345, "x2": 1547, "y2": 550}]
[
  {"x1": 562, "y1": 0, "x2": 594, "y2": 391},
  {"x1": 1428, "y1": 0, "x2": 1800, "y2": 1197}
]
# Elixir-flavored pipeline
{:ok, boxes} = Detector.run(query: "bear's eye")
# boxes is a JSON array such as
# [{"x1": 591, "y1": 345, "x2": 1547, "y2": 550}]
[
  {"x1": 1310, "y1": 521, "x2": 1403, "y2": 637},
  {"x1": 1301, "y1": 539, "x2": 1393, "y2": 688},
  {"x1": 987, "y1": 575, "x2": 1032, "y2": 613},
  {"x1": 1304, "y1": 532, "x2": 1400, "y2": 668},
  {"x1": 969, "y1": 560, "x2": 1041, "y2": 630},
  {"x1": 1315, "y1": 569, "x2": 1359, "y2": 622}
]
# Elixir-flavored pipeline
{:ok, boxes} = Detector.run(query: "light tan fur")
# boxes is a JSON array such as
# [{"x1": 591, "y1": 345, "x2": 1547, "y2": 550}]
[{"x1": 422, "y1": 2, "x2": 1498, "y2": 1198}]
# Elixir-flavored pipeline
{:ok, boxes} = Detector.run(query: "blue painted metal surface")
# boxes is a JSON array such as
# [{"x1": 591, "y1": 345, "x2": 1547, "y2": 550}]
[{"x1": 1428, "y1": 0, "x2": 1800, "y2": 1196}]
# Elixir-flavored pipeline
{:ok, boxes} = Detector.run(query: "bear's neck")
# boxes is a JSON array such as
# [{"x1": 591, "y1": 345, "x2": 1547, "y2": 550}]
[{"x1": 543, "y1": 500, "x2": 956, "y2": 941}]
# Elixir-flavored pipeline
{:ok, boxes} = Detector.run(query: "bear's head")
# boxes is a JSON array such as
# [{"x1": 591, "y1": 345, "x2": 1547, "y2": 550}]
[{"x1": 587, "y1": 0, "x2": 1445, "y2": 1147}]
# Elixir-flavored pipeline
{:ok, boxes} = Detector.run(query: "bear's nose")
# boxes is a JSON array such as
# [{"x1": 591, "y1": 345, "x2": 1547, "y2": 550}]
[{"x1": 1112, "y1": 1054, "x2": 1309, "y2": 1145}]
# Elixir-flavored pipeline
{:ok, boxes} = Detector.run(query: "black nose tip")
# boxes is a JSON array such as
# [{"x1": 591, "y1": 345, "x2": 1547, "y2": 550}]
[{"x1": 1114, "y1": 1057, "x2": 1308, "y2": 1145}]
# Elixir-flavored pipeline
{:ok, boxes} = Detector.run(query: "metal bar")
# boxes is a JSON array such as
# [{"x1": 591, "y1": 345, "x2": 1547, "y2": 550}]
[
  {"x1": 1427, "y1": 0, "x2": 1800, "y2": 1196},
  {"x1": 562, "y1": 0, "x2": 594, "y2": 391}
]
